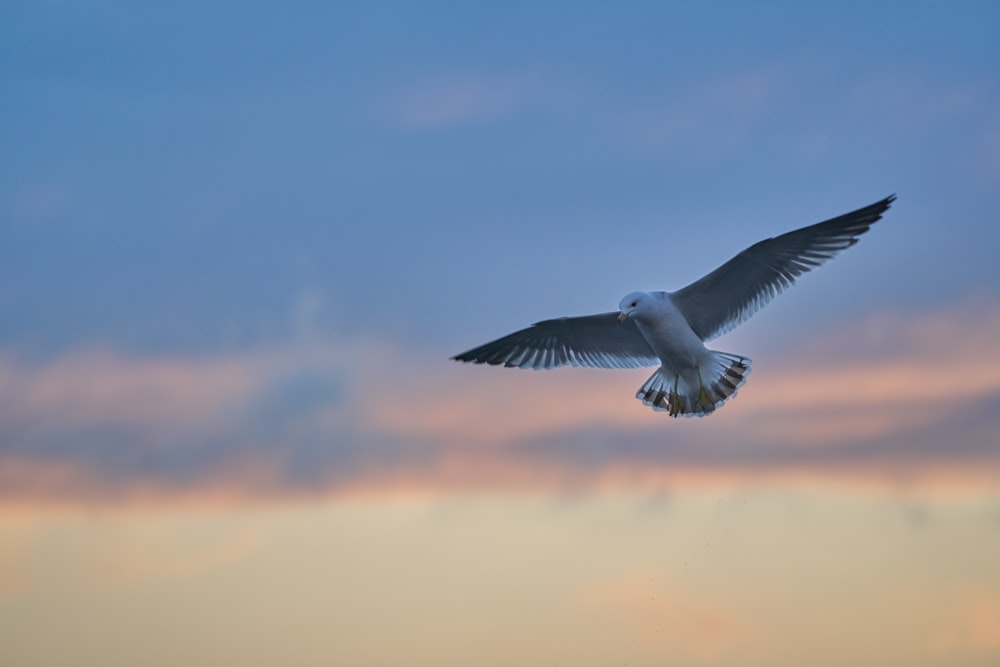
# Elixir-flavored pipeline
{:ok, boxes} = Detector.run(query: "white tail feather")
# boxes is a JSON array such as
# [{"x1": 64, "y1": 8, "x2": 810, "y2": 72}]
[{"x1": 636, "y1": 351, "x2": 750, "y2": 417}]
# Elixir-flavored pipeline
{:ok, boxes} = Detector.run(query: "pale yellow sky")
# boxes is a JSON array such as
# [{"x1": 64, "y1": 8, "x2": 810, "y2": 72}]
[{"x1": 3, "y1": 485, "x2": 998, "y2": 667}]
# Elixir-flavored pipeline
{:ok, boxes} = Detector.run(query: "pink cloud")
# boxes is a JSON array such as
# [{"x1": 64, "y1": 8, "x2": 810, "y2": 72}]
[
  {"x1": 0, "y1": 350, "x2": 260, "y2": 431},
  {"x1": 1, "y1": 303, "x2": 999, "y2": 508},
  {"x1": 373, "y1": 303, "x2": 1000, "y2": 450}
]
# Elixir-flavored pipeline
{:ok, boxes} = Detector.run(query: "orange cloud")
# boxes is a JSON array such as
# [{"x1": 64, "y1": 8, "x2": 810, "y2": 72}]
[
  {"x1": 1, "y1": 303, "x2": 999, "y2": 508},
  {"x1": 929, "y1": 592, "x2": 1000, "y2": 655},
  {"x1": 0, "y1": 350, "x2": 260, "y2": 430},
  {"x1": 369, "y1": 303, "x2": 1000, "y2": 450}
]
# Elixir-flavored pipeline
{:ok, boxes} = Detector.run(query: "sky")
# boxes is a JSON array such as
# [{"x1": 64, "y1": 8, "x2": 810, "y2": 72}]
[{"x1": 2, "y1": 2, "x2": 1000, "y2": 666}]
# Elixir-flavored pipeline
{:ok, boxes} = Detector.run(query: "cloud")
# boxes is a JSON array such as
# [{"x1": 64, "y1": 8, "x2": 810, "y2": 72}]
[
  {"x1": 846, "y1": 72, "x2": 989, "y2": 131},
  {"x1": 2, "y1": 303, "x2": 1000, "y2": 508},
  {"x1": 387, "y1": 70, "x2": 554, "y2": 129},
  {"x1": 931, "y1": 593, "x2": 1000, "y2": 654},
  {"x1": 619, "y1": 64, "x2": 1000, "y2": 177},
  {"x1": 629, "y1": 67, "x2": 783, "y2": 145},
  {"x1": 0, "y1": 350, "x2": 260, "y2": 432},
  {"x1": 611, "y1": 65, "x2": 796, "y2": 163}
]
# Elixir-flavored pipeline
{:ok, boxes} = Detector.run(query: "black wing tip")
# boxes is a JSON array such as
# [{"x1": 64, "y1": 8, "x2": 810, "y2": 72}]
[
  {"x1": 864, "y1": 193, "x2": 897, "y2": 226},
  {"x1": 834, "y1": 193, "x2": 896, "y2": 233},
  {"x1": 862, "y1": 193, "x2": 896, "y2": 218},
  {"x1": 861, "y1": 193, "x2": 896, "y2": 215},
  {"x1": 876, "y1": 193, "x2": 896, "y2": 212},
  {"x1": 452, "y1": 351, "x2": 508, "y2": 366}
]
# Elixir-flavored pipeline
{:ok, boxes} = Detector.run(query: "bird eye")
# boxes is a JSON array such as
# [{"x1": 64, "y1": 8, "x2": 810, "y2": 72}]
[{"x1": 630, "y1": 301, "x2": 637, "y2": 307}]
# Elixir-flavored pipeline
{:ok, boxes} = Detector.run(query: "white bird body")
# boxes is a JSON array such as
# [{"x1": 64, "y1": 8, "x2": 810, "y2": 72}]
[
  {"x1": 622, "y1": 291, "x2": 707, "y2": 368},
  {"x1": 618, "y1": 290, "x2": 750, "y2": 415},
  {"x1": 453, "y1": 196, "x2": 895, "y2": 417}
]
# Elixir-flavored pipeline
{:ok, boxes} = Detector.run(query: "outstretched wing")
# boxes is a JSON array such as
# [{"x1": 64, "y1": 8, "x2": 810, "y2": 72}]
[
  {"x1": 452, "y1": 312, "x2": 659, "y2": 369},
  {"x1": 672, "y1": 195, "x2": 895, "y2": 341}
]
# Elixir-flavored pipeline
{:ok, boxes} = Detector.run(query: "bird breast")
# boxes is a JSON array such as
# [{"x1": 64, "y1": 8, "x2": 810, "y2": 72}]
[{"x1": 633, "y1": 294, "x2": 708, "y2": 368}]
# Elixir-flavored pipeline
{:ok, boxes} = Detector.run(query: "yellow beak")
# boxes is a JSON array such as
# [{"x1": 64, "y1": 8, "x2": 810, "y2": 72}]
[{"x1": 618, "y1": 312, "x2": 629, "y2": 324}]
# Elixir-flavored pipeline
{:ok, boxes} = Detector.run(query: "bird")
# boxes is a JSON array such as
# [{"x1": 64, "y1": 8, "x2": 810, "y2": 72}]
[{"x1": 452, "y1": 195, "x2": 896, "y2": 417}]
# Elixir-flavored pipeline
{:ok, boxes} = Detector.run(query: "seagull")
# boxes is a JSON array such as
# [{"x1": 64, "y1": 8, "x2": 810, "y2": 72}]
[{"x1": 452, "y1": 196, "x2": 895, "y2": 417}]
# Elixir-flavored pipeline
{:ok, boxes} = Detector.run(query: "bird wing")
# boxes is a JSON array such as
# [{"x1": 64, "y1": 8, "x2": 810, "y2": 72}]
[
  {"x1": 452, "y1": 312, "x2": 660, "y2": 369},
  {"x1": 671, "y1": 195, "x2": 895, "y2": 341}
]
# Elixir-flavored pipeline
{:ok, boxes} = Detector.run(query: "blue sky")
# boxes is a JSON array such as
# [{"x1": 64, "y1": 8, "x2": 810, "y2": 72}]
[{"x1": 4, "y1": 1, "x2": 999, "y2": 360}]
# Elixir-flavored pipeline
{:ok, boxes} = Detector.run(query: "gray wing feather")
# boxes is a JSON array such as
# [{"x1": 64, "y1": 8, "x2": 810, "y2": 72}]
[
  {"x1": 452, "y1": 312, "x2": 659, "y2": 369},
  {"x1": 672, "y1": 195, "x2": 895, "y2": 341}
]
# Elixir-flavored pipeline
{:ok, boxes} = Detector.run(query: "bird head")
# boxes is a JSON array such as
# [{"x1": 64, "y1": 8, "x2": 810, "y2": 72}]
[{"x1": 617, "y1": 291, "x2": 649, "y2": 323}]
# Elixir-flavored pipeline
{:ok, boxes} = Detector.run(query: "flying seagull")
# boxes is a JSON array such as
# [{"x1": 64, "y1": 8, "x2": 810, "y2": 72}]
[{"x1": 452, "y1": 195, "x2": 896, "y2": 417}]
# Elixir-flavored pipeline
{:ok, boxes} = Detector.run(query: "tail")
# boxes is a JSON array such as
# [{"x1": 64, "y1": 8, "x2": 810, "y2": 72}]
[{"x1": 636, "y1": 351, "x2": 751, "y2": 417}]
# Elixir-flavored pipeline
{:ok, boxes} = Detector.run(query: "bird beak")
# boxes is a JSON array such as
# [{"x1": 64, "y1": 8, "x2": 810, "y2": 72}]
[{"x1": 618, "y1": 312, "x2": 628, "y2": 324}]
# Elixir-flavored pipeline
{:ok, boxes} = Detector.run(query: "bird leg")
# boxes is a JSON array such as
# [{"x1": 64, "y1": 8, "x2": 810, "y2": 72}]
[
  {"x1": 695, "y1": 366, "x2": 714, "y2": 409},
  {"x1": 669, "y1": 373, "x2": 681, "y2": 416}
]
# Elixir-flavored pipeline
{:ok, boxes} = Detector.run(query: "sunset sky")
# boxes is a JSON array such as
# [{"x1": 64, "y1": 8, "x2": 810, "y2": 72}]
[{"x1": 2, "y1": 2, "x2": 1000, "y2": 666}]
